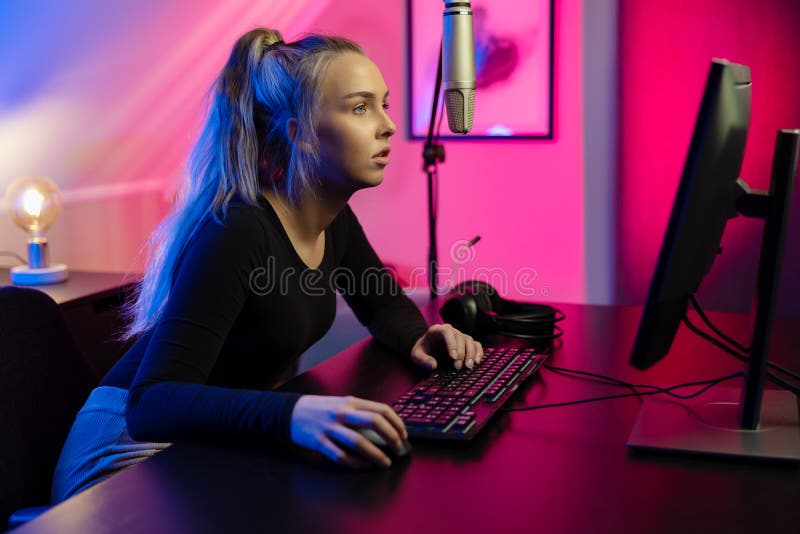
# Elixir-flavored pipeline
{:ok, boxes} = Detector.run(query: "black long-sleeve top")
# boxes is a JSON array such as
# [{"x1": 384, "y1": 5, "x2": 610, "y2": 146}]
[{"x1": 101, "y1": 196, "x2": 429, "y2": 444}]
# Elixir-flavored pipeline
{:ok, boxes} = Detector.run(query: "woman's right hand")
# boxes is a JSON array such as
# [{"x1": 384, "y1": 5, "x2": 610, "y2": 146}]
[{"x1": 289, "y1": 395, "x2": 408, "y2": 469}]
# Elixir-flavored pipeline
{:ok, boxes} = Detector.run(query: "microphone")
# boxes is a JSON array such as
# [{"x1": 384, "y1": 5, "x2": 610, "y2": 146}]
[{"x1": 442, "y1": 0, "x2": 476, "y2": 134}]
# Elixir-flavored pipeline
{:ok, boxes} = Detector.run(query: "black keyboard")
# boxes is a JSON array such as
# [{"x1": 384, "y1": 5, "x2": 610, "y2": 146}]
[{"x1": 391, "y1": 345, "x2": 549, "y2": 441}]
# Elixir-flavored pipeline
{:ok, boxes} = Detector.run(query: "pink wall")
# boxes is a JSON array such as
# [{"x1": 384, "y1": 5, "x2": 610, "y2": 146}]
[
  {"x1": 1, "y1": 1, "x2": 586, "y2": 304},
  {"x1": 7, "y1": 1, "x2": 798, "y2": 314},
  {"x1": 616, "y1": 0, "x2": 800, "y2": 315},
  {"x1": 0, "y1": 0, "x2": 332, "y2": 272},
  {"x1": 315, "y1": 0, "x2": 586, "y2": 303}
]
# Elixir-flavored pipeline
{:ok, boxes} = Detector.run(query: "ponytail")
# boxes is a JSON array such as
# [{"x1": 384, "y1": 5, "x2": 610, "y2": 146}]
[{"x1": 123, "y1": 28, "x2": 364, "y2": 339}]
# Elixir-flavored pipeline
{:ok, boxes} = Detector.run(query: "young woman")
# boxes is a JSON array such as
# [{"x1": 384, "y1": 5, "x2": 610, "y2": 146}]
[{"x1": 51, "y1": 27, "x2": 483, "y2": 503}]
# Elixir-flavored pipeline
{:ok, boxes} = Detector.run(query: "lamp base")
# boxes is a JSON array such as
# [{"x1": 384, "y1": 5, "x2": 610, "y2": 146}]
[{"x1": 10, "y1": 264, "x2": 69, "y2": 285}]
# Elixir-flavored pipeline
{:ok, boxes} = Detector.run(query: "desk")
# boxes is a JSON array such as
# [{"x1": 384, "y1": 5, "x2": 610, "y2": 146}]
[
  {"x1": 16, "y1": 303, "x2": 800, "y2": 533},
  {"x1": 0, "y1": 269, "x2": 137, "y2": 378}
]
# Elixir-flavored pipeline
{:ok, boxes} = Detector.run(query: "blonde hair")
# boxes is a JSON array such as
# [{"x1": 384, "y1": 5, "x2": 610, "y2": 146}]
[{"x1": 124, "y1": 28, "x2": 363, "y2": 339}]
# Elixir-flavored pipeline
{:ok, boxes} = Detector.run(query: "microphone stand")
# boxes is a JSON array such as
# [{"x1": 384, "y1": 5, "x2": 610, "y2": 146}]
[{"x1": 422, "y1": 43, "x2": 446, "y2": 300}]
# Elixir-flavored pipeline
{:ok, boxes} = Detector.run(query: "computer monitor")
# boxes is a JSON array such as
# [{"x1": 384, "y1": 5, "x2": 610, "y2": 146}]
[
  {"x1": 630, "y1": 59, "x2": 750, "y2": 370},
  {"x1": 627, "y1": 59, "x2": 800, "y2": 461}
]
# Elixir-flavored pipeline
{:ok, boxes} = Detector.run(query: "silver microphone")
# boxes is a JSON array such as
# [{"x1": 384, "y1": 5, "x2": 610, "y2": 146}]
[{"x1": 442, "y1": 0, "x2": 476, "y2": 134}]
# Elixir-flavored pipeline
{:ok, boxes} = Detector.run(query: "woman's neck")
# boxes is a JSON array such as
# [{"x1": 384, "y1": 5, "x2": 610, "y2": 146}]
[{"x1": 261, "y1": 188, "x2": 349, "y2": 244}]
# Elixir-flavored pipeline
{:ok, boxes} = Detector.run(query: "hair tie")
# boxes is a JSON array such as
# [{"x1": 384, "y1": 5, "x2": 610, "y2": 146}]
[{"x1": 265, "y1": 40, "x2": 285, "y2": 52}]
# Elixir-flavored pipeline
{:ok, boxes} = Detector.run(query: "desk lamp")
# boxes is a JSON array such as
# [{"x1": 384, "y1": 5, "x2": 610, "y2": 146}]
[{"x1": 3, "y1": 176, "x2": 69, "y2": 285}]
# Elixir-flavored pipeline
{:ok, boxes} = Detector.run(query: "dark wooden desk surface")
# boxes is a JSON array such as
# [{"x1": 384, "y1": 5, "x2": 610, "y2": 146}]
[
  {"x1": 17, "y1": 303, "x2": 800, "y2": 534},
  {"x1": 0, "y1": 269, "x2": 136, "y2": 309}
]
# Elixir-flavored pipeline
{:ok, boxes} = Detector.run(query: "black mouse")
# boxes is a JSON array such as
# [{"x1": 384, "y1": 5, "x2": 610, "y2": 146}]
[{"x1": 356, "y1": 428, "x2": 412, "y2": 460}]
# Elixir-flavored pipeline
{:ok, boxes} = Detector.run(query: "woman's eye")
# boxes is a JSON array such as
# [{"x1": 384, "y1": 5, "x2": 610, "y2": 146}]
[{"x1": 353, "y1": 102, "x2": 389, "y2": 114}]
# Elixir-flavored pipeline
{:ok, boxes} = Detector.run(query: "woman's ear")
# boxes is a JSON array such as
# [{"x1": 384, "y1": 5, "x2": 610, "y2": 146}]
[{"x1": 286, "y1": 117, "x2": 313, "y2": 153}]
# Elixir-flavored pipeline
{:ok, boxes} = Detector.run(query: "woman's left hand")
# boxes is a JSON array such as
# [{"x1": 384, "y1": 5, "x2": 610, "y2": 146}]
[{"x1": 410, "y1": 323, "x2": 483, "y2": 371}]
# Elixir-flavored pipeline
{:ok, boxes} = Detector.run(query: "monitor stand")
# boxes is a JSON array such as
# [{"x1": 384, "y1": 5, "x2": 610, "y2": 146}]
[
  {"x1": 628, "y1": 387, "x2": 800, "y2": 461},
  {"x1": 629, "y1": 129, "x2": 800, "y2": 462}
]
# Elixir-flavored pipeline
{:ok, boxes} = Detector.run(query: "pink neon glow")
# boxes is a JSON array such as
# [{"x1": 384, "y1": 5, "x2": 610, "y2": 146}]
[
  {"x1": 0, "y1": 0, "x2": 331, "y2": 272},
  {"x1": 343, "y1": 0, "x2": 585, "y2": 302},
  {"x1": 617, "y1": 0, "x2": 800, "y2": 313},
  {"x1": 2, "y1": 0, "x2": 586, "y2": 304}
]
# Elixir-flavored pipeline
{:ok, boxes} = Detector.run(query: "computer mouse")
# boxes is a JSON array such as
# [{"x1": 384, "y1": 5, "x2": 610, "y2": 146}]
[{"x1": 356, "y1": 428, "x2": 412, "y2": 460}]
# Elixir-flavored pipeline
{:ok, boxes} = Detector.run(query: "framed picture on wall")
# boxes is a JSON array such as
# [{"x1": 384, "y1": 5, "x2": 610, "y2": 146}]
[{"x1": 406, "y1": 0, "x2": 554, "y2": 140}]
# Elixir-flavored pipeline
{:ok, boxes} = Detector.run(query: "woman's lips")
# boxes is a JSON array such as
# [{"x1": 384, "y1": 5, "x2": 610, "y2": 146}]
[{"x1": 372, "y1": 148, "x2": 390, "y2": 165}]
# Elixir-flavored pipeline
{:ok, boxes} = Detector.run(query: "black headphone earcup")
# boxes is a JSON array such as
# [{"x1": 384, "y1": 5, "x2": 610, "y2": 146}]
[
  {"x1": 461, "y1": 281, "x2": 502, "y2": 311},
  {"x1": 440, "y1": 281, "x2": 503, "y2": 338},
  {"x1": 440, "y1": 294, "x2": 480, "y2": 335}
]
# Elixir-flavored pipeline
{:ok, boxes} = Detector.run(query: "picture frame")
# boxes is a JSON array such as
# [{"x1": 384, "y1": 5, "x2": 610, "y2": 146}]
[{"x1": 406, "y1": 0, "x2": 554, "y2": 140}]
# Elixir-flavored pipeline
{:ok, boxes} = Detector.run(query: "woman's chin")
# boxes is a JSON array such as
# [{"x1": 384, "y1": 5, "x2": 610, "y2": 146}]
[
  {"x1": 322, "y1": 170, "x2": 385, "y2": 194},
  {"x1": 354, "y1": 171, "x2": 385, "y2": 189}
]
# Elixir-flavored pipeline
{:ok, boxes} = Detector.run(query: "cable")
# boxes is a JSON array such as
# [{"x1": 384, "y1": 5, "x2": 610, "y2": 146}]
[
  {"x1": 501, "y1": 299, "x2": 798, "y2": 412},
  {"x1": 682, "y1": 315, "x2": 747, "y2": 360},
  {"x1": 687, "y1": 298, "x2": 800, "y2": 383},
  {"x1": 543, "y1": 363, "x2": 745, "y2": 400},
  {"x1": 683, "y1": 316, "x2": 800, "y2": 395},
  {"x1": 542, "y1": 365, "x2": 641, "y2": 404},
  {"x1": 502, "y1": 371, "x2": 744, "y2": 412},
  {"x1": 503, "y1": 334, "x2": 743, "y2": 410},
  {"x1": 543, "y1": 364, "x2": 640, "y2": 393},
  {"x1": 689, "y1": 295, "x2": 749, "y2": 352},
  {"x1": 769, "y1": 363, "x2": 800, "y2": 384},
  {"x1": 0, "y1": 251, "x2": 26, "y2": 265}
]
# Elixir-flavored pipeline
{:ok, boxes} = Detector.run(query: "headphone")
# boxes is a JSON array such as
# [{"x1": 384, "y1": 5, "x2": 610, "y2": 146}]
[{"x1": 439, "y1": 281, "x2": 564, "y2": 341}]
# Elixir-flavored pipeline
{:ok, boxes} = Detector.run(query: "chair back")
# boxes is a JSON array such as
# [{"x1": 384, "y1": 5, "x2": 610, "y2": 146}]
[{"x1": 0, "y1": 286, "x2": 98, "y2": 526}]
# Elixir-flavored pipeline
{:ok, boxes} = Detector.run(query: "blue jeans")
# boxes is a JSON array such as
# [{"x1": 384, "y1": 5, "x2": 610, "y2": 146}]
[{"x1": 51, "y1": 386, "x2": 171, "y2": 503}]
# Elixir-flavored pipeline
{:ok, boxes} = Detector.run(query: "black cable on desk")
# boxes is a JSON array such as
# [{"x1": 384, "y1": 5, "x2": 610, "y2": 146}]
[
  {"x1": 502, "y1": 369, "x2": 744, "y2": 412},
  {"x1": 542, "y1": 363, "x2": 639, "y2": 393},
  {"x1": 0, "y1": 251, "x2": 26, "y2": 265},
  {"x1": 500, "y1": 301, "x2": 798, "y2": 412}
]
